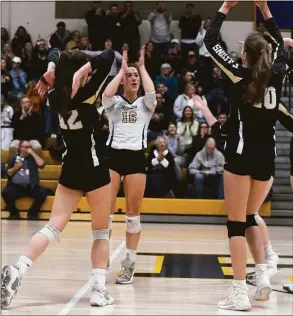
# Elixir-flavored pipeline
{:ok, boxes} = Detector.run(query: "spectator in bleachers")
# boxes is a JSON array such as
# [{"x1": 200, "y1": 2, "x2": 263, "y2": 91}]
[
  {"x1": 187, "y1": 121, "x2": 209, "y2": 165},
  {"x1": 65, "y1": 31, "x2": 80, "y2": 51},
  {"x1": 2, "y1": 140, "x2": 47, "y2": 220},
  {"x1": 206, "y1": 67, "x2": 229, "y2": 116},
  {"x1": 121, "y1": 42, "x2": 129, "y2": 54},
  {"x1": 173, "y1": 83, "x2": 203, "y2": 123},
  {"x1": 49, "y1": 22, "x2": 71, "y2": 51},
  {"x1": 184, "y1": 50, "x2": 200, "y2": 77},
  {"x1": 188, "y1": 137, "x2": 224, "y2": 199},
  {"x1": 1, "y1": 27, "x2": 9, "y2": 51},
  {"x1": 22, "y1": 42, "x2": 34, "y2": 81},
  {"x1": 148, "y1": 92, "x2": 166, "y2": 141},
  {"x1": 215, "y1": 112, "x2": 228, "y2": 153},
  {"x1": 1, "y1": 58, "x2": 13, "y2": 98},
  {"x1": 10, "y1": 57, "x2": 27, "y2": 99},
  {"x1": 10, "y1": 96, "x2": 43, "y2": 154},
  {"x1": 178, "y1": 70, "x2": 195, "y2": 94},
  {"x1": 155, "y1": 82, "x2": 173, "y2": 122},
  {"x1": 145, "y1": 41, "x2": 162, "y2": 81},
  {"x1": 148, "y1": 1, "x2": 172, "y2": 54},
  {"x1": 119, "y1": 1, "x2": 142, "y2": 62},
  {"x1": 177, "y1": 106, "x2": 199, "y2": 153},
  {"x1": 145, "y1": 135, "x2": 179, "y2": 198},
  {"x1": 179, "y1": 3, "x2": 202, "y2": 58},
  {"x1": 11, "y1": 26, "x2": 32, "y2": 57},
  {"x1": 1, "y1": 95, "x2": 14, "y2": 127},
  {"x1": 195, "y1": 27, "x2": 214, "y2": 78},
  {"x1": 85, "y1": 1, "x2": 106, "y2": 50},
  {"x1": 155, "y1": 63, "x2": 178, "y2": 102},
  {"x1": 165, "y1": 123, "x2": 185, "y2": 181},
  {"x1": 163, "y1": 42, "x2": 183, "y2": 76},
  {"x1": 2, "y1": 43, "x2": 14, "y2": 70},
  {"x1": 25, "y1": 81, "x2": 42, "y2": 113},
  {"x1": 31, "y1": 39, "x2": 49, "y2": 80},
  {"x1": 105, "y1": 3, "x2": 122, "y2": 50},
  {"x1": 77, "y1": 36, "x2": 92, "y2": 51}
]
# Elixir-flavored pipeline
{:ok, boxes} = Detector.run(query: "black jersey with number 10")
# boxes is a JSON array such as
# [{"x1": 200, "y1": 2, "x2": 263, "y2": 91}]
[{"x1": 205, "y1": 13, "x2": 286, "y2": 161}]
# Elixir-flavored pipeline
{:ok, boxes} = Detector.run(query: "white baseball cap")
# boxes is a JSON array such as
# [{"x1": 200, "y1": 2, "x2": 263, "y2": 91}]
[
  {"x1": 12, "y1": 56, "x2": 22, "y2": 64},
  {"x1": 161, "y1": 63, "x2": 172, "y2": 70}
]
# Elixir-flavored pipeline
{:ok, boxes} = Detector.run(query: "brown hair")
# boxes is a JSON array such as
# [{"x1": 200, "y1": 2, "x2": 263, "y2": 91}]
[{"x1": 244, "y1": 32, "x2": 272, "y2": 104}]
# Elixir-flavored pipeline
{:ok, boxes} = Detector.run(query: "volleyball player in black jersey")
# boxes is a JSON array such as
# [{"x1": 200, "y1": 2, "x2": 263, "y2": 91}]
[
  {"x1": 203, "y1": 1, "x2": 286, "y2": 310},
  {"x1": 1, "y1": 49, "x2": 116, "y2": 309}
]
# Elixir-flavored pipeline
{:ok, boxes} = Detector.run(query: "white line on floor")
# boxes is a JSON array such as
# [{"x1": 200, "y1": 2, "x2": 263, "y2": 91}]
[{"x1": 58, "y1": 241, "x2": 125, "y2": 315}]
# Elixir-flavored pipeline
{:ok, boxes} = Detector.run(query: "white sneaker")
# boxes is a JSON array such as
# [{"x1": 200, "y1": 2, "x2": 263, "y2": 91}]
[
  {"x1": 254, "y1": 267, "x2": 272, "y2": 301},
  {"x1": 265, "y1": 252, "x2": 279, "y2": 279},
  {"x1": 218, "y1": 281, "x2": 251, "y2": 311},
  {"x1": 1, "y1": 265, "x2": 21, "y2": 310},
  {"x1": 90, "y1": 284, "x2": 114, "y2": 307}
]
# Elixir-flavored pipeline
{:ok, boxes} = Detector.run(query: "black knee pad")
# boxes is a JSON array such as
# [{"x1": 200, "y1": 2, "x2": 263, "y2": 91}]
[
  {"x1": 245, "y1": 214, "x2": 258, "y2": 230},
  {"x1": 226, "y1": 220, "x2": 246, "y2": 239}
]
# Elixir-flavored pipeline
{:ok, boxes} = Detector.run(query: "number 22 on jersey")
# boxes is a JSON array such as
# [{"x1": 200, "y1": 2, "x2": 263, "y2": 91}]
[{"x1": 59, "y1": 110, "x2": 83, "y2": 130}]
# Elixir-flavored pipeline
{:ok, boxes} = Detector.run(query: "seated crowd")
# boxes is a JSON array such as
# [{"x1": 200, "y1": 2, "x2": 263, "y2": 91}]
[{"x1": 3, "y1": 1, "x2": 260, "y2": 219}]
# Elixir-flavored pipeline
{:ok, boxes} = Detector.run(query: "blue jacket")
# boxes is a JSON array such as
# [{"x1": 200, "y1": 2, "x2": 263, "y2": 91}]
[
  {"x1": 7, "y1": 155, "x2": 45, "y2": 189},
  {"x1": 155, "y1": 75, "x2": 178, "y2": 102},
  {"x1": 9, "y1": 69, "x2": 27, "y2": 93}
]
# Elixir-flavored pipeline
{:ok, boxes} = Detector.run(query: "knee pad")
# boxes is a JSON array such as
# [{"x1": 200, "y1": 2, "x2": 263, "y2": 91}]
[
  {"x1": 245, "y1": 214, "x2": 258, "y2": 230},
  {"x1": 108, "y1": 215, "x2": 114, "y2": 230},
  {"x1": 92, "y1": 229, "x2": 109, "y2": 241},
  {"x1": 126, "y1": 215, "x2": 141, "y2": 234},
  {"x1": 227, "y1": 220, "x2": 246, "y2": 239},
  {"x1": 254, "y1": 212, "x2": 264, "y2": 225},
  {"x1": 39, "y1": 223, "x2": 61, "y2": 241}
]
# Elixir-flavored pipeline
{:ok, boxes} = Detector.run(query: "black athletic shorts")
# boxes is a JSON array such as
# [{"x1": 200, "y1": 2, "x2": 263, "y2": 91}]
[
  {"x1": 107, "y1": 148, "x2": 147, "y2": 176},
  {"x1": 59, "y1": 163, "x2": 110, "y2": 193},
  {"x1": 224, "y1": 153, "x2": 274, "y2": 181}
]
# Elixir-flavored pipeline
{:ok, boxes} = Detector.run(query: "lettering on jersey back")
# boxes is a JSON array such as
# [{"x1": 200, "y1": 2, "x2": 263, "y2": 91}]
[{"x1": 59, "y1": 110, "x2": 83, "y2": 130}]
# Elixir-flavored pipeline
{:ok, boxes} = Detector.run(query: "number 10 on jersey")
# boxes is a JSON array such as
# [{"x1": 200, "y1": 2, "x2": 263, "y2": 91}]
[{"x1": 122, "y1": 110, "x2": 137, "y2": 123}]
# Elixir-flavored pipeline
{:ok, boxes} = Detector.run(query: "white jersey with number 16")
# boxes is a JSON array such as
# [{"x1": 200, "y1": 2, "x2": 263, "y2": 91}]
[{"x1": 103, "y1": 91, "x2": 156, "y2": 151}]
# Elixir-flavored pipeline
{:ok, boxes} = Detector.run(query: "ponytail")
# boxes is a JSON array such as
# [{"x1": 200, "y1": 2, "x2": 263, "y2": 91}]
[{"x1": 243, "y1": 32, "x2": 272, "y2": 105}]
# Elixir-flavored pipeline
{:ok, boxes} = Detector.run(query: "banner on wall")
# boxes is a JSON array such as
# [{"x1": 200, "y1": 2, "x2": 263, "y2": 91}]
[{"x1": 255, "y1": 1, "x2": 293, "y2": 30}]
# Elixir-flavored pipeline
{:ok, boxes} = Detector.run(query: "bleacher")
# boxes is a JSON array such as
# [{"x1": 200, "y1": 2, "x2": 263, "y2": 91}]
[{"x1": 1, "y1": 149, "x2": 271, "y2": 221}]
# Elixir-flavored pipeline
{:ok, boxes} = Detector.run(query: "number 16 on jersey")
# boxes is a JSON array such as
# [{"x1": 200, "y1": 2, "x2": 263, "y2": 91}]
[{"x1": 122, "y1": 110, "x2": 137, "y2": 123}]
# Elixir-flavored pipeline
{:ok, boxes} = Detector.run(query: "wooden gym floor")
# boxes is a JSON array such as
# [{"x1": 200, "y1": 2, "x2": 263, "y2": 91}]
[{"x1": 1, "y1": 220, "x2": 293, "y2": 315}]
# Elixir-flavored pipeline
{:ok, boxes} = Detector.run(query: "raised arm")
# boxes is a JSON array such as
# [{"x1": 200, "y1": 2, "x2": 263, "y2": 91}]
[
  {"x1": 138, "y1": 46, "x2": 156, "y2": 111},
  {"x1": 204, "y1": 1, "x2": 245, "y2": 84},
  {"x1": 256, "y1": 1, "x2": 286, "y2": 74},
  {"x1": 278, "y1": 102, "x2": 293, "y2": 133},
  {"x1": 71, "y1": 49, "x2": 115, "y2": 101}
]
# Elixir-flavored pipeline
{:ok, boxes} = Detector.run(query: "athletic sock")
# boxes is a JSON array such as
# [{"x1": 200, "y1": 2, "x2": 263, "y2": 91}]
[
  {"x1": 17, "y1": 255, "x2": 33, "y2": 276},
  {"x1": 124, "y1": 248, "x2": 136, "y2": 263},
  {"x1": 92, "y1": 268, "x2": 107, "y2": 287},
  {"x1": 233, "y1": 280, "x2": 247, "y2": 288},
  {"x1": 264, "y1": 242, "x2": 275, "y2": 257}
]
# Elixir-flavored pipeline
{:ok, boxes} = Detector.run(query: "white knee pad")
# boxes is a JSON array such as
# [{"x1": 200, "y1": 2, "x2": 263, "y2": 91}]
[
  {"x1": 39, "y1": 223, "x2": 61, "y2": 241},
  {"x1": 126, "y1": 215, "x2": 141, "y2": 234},
  {"x1": 108, "y1": 215, "x2": 114, "y2": 230},
  {"x1": 92, "y1": 229, "x2": 109, "y2": 241},
  {"x1": 254, "y1": 212, "x2": 264, "y2": 225}
]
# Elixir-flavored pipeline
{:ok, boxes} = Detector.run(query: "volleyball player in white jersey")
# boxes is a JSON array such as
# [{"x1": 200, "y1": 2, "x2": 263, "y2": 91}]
[{"x1": 102, "y1": 47, "x2": 156, "y2": 284}]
